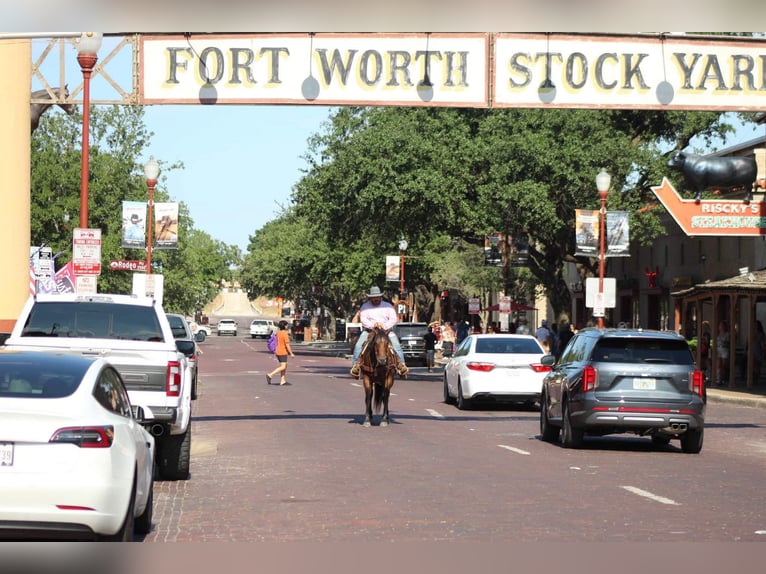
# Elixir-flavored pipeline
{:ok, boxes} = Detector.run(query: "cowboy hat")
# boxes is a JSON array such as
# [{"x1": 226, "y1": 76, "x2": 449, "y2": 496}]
[{"x1": 367, "y1": 286, "x2": 383, "y2": 298}]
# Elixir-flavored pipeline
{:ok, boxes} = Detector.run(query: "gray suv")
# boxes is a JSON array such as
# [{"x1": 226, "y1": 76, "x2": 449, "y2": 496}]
[{"x1": 539, "y1": 328, "x2": 705, "y2": 453}]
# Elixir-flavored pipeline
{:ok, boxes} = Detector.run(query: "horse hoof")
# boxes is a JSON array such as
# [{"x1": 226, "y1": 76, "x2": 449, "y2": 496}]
[
  {"x1": 363, "y1": 420, "x2": 371, "y2": 427},
  {"x1": 380, "y1": 420, "x2": 388, "y2": 427}
]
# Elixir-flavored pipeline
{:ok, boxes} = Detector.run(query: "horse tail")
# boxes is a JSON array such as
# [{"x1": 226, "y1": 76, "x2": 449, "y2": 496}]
[{"x1": 373, "y1": 381, "x2": 385, "y2": 413}]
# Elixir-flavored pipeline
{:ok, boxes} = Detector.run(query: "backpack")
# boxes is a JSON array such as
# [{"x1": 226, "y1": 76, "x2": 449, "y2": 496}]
[{"x1": 267, "y1": 331, "x2": 278, "y2": 353}]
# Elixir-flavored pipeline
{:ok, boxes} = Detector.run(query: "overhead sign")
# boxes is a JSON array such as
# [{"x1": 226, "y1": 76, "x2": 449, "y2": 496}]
[
  {"x1": 651, "y1": 177, "x2": 766, "y2": 236},
  {"x1": 141, "y1": 33, "x2": 489, "y2": 107},
  {"x1": 72, "y1": 228, "x2": 102, "y2": 276},
  {"x1": 140, "y1": 33, "x2": 766, "y2": 111}
]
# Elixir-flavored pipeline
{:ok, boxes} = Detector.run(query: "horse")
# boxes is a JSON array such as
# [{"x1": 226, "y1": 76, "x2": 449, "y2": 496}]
[
  {"x1": 31, "y1": 87, "x2": 75, "y2": 133},
  {"x1": 360, "y1": 327, "x2": 398, "y2": 427}
]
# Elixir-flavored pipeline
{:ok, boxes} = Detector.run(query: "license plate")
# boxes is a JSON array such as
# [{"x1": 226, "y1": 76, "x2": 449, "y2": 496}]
[
  {"x1": 633, "y1": 377, "x2": 656, "y2": 390},
  {"x1": 0, "y1": 442, "x2": 14, "y2": 466}
]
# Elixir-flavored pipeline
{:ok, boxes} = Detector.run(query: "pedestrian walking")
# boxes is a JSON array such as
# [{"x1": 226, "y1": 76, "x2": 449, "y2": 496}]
[
  {"x1": 423, "y1": 326, "x2": 437, "y2": 372},
  {"x1": 266, "y1": 320, "x2": 295, "y2": 386}
]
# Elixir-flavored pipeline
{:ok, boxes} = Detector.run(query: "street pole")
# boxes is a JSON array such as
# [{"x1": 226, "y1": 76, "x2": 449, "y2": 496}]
[
  {"x1": 75, "y1": 32, "x2": 102, "y2": 229},
  {"x1": 596, "y1": 169, "x2": 611, "y2": 329},
  {"x1": 144, "y1": 157, "x2": 160, "y2": 275}
]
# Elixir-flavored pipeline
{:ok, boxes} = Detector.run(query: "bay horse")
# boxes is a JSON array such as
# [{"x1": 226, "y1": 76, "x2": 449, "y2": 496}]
[
  {"x1": 360, "y1": 327, "x2": 397, "y2": 427},
  {"x1": 31, "y1": 87, "x2": 75, "y2": 133}
]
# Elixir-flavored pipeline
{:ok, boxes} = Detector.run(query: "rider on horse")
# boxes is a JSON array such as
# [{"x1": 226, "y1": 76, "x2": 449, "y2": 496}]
[{"x1": 349, "y1": 286, "x2": 409, "y2": 379}]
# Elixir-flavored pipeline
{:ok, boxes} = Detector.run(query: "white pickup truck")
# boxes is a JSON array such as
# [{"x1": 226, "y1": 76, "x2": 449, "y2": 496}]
[{"x1": 3, "y1": 293, "x2": 193, "y2": 480}]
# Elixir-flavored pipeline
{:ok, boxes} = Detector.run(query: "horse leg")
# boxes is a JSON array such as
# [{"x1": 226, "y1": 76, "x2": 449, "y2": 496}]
[
  {"x1": 363, "y1": 377, "x2": 373, "y2": 427},
  {"x1": 379, "y1": 383, "x2": 391, "y2": 427}
]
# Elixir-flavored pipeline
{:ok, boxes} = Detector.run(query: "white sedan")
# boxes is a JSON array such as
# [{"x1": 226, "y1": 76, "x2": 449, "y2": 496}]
[
  {"x1": 443, "y1": 334, "x2": 552, "y2": 410},
  {"x1": 0, "y1": 350, "x2": 155, "y2": 541}
]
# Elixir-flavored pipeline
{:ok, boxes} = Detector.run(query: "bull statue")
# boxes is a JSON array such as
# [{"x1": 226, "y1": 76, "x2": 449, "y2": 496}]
[{"x1": 667, "y1": 151, "x2": 758, "y2": 202}]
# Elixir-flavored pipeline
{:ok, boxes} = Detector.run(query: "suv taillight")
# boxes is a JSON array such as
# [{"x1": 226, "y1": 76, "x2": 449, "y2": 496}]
[
  {"x1": 690, "y1": 369, "x2": 705, "y2": 397},
  {"x1": 167, "y1": 361, "x2": 181, "y2": 396},
  {"x1": 583, "y1": 365, "x2": 597, "y2": 392}
]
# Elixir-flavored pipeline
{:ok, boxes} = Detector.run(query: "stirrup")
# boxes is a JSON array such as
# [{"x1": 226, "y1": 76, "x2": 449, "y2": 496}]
[{"x1": 350, "y1": 363, "x2": 361, "y2": 379}]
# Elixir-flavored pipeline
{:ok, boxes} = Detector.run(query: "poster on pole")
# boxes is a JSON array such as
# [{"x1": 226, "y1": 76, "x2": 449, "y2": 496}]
[
  {"x1": 575, "y1": 209, "x2": 599, "y2": 256},
  {"x1": 153, "y1": 202, "x2": 179, "y2": 250},
  {"x1": 385, "y1": 255, "x2": 400, "y2": 282},
  {"x1": 121, "y1": 201, "x2": 146, "y2": 249},
  {"x1": 606, "y1": 211, "x2": 630, "y2": 257}
]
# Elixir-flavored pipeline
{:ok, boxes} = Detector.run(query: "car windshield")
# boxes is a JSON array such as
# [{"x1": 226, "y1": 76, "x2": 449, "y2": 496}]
[
  {"x1": 396, "y1": 325, "x2": 427, "y2": 337},
  {"x1": 20, "y1": 301, "x2": 164, "y2": 341},
  {"x1": 475, "y1": 338, "x2": 542, "y2": 354},
  {"x1": 591, "y1": 338, "x2": 693, "y2": 364}
]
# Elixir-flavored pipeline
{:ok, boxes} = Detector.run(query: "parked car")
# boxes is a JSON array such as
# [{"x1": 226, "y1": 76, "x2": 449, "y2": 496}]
[
  {"x1": 250, "y1": 319, "x2": 276, "y2": 339},
  {"x1": 166, "y1": 313, "x2": 199, "y2": 401},
  {"x1": 392, "y1": 322, "x2": 429, "y2": 366},
  {"x1": 539, "y1": 327, "x2": 706, "y2": 453},
  {"x1": 0, "y1": 350, "x2": 155, "y2": 540},
  {"x1": 443, "y1": 334, "x2": 552, "y2": 409},
  {"x1": 216, "y1": 319, "x2": 238, "y2": 336}
]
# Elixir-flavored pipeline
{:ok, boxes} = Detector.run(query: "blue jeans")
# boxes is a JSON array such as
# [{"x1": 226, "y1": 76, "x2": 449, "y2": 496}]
[{"x1": 352, "y1": 330, "x2": 405, "y2": 364}]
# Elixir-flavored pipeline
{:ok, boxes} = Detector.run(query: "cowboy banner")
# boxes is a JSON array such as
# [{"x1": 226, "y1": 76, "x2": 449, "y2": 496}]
[
  {"x1": 575, "y1": 209, "x2": 631, "y2": 257},
  {"x1": 153, "y1": 202, "x2": 179, "y2": 250},
  {"x1": 121, "y1": 200, "x2": 146, "y2": 249}
]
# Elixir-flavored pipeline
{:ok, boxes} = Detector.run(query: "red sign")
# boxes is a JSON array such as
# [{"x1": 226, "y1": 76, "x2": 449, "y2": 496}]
[
  {"x1": 73, "y1": 228, "x2": 102, "y2": 275},
  {"x1": 110, "y1": 260, "x2": 147, "y2": 272},
  {"x1": 651, "y1": 178, "x2": 766, "y2": 237}
]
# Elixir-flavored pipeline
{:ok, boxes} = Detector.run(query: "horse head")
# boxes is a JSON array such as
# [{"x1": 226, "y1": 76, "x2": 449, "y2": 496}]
[{"x1": 368, "y1": 327, "x2": 393, "y2": 369}]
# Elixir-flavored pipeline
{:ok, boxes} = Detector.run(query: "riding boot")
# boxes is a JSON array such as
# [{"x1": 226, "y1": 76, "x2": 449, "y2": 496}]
[{"x1": 350, "y1": 360, "x2": 361, "y2": 379}]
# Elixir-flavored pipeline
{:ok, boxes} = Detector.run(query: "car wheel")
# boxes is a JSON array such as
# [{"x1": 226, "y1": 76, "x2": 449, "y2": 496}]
[
  {"x1": 101, "y1": 481, "x2": 136, "y2": 541},
  {"x1": 134, "y1": 478, "x2": 153, "y2": 536},
  {"x1": 539, "y1": 392, "x2": 560, "y2": 442},
  {"x1": 456, "y1": 380, "x2": 471, "y2": 410},
  {"x1": 680, "y1": 427, "x2": 704, "y2": 454},
  {"x1": 157, "y1": 424, "x2": 191, "y2": 480},
  {"x1": 443, "y1": 375, "x2": 454, "y2": 404},
  {"x1": 561, "y1": 400, "x2": 583, "y2": 449}
]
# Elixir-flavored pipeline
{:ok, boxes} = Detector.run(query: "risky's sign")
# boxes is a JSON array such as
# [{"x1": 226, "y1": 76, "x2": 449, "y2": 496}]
[{"x1": 652, "y1": 177, "x2": 766, "y2": 236}]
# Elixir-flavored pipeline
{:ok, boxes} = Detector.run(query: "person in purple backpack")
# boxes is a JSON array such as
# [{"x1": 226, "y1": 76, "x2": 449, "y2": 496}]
[{"x1": 266, "y1": 320, "x2": 295, "y2": 386}]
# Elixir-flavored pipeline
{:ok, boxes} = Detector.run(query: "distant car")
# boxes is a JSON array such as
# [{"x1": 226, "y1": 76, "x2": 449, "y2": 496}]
[
  {"x1": 539, "y1": 328, "x2": 706, "y2": 453},
  {"x1": 250, "y1": 319, "x2": 276, "y2": 339},
  {"x1": 392, "y1": 322, "x2": 429, "y2": 366},
  {"x1": 443, "y1": 334, "x2": 551, "y2": 410},
  {"x1": 216, "y1": 319, "x2": 238, "y2": 336},
  {"x1": 0, "y1": 350, "x2": 155, "y2": 541},
  {"x1": 167, "y1": 313, "x2": 199, "y2": 401}
]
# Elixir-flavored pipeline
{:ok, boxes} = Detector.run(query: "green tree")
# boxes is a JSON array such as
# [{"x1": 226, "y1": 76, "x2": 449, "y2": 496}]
[{"x1": 31, "y1": 105, "x2": 234, "y2": 313}]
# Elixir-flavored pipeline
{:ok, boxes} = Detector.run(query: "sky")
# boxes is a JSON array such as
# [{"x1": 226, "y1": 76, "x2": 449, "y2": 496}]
[
  {"x1": 30, "y1": 33, "x2": 765, "y2": 253},
  {"x1": 141, "y1": 104, "x2": 332, "y2": 252}
]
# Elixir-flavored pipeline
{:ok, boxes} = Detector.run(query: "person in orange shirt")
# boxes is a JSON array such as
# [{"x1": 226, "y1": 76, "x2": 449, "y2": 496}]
[{"x1": 267, "y1": 320, "x2": 296, "y2": 386}]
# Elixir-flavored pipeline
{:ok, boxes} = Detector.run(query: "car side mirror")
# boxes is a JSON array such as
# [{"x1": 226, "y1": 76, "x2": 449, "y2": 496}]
[
  {"x1": 131, "y1": 405, "x2": 147, "y2": 422},
  {"x1": 541, "y1": 354, "x2": 557, "y2": 367},
  {"x1": 175, "y1": 339, "x2": 196, "y2": 357},
  {"x1": 194, "y1": 332, "x2": 205, "y2": 342}
]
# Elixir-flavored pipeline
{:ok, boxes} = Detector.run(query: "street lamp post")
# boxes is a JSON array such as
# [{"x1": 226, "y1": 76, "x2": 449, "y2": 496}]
[
  {"x1": 596, "y1": 169, "x2": 611, "y2": 329},
  {"x1": 75, "y1": 32, "x2": 102, "y2": 229},
  {"x1": 398, "y1": 238, "x2": 408, "y2": 320},
  {"x1": 144, "y1": 156, "x2": 160, "y2": 274}
]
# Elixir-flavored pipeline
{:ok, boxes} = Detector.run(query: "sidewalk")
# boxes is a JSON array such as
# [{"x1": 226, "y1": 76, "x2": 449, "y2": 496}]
[{"x1": 298, "y1": 340, "x2": 766, "y2": 409}]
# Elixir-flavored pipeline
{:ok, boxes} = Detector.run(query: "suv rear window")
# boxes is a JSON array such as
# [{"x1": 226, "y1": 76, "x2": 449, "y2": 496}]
[
  {"x1": 20, "y1": 301, "x2": 164, "y2": 341},
  {"x1": 592, "y1": 337, "x2": 693, "y2": 365}
]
